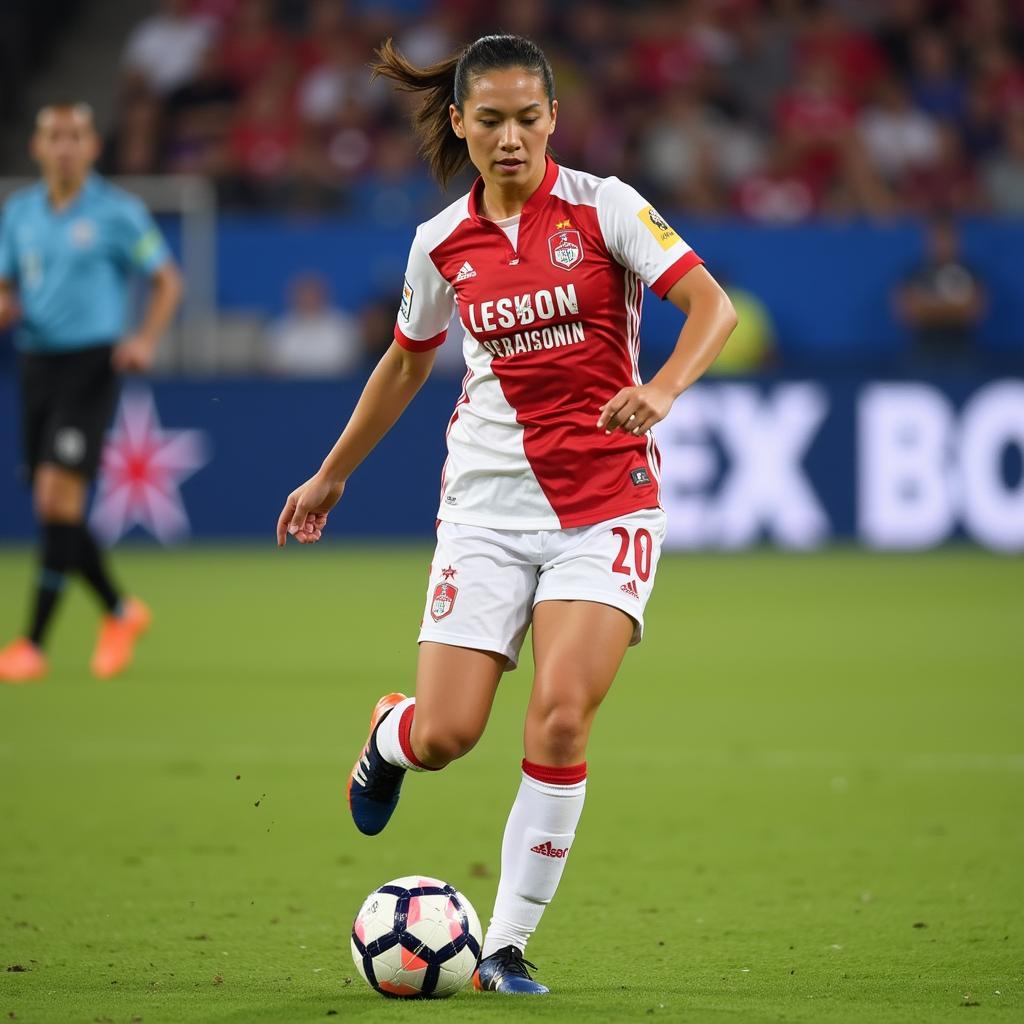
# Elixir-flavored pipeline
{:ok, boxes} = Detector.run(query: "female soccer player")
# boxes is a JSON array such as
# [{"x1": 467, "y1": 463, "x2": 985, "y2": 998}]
[{"x1": 277, "y1": 35, "x2": 736, "y2": 994}]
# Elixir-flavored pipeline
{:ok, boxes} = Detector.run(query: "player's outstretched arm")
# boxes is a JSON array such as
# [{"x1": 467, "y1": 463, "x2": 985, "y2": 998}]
[
  {"x1": 597, "y1": 266, "x2": 737, "y2": 436},
  {"x1": 277, "y1": 341, "x2": 436, "y2": 546}
]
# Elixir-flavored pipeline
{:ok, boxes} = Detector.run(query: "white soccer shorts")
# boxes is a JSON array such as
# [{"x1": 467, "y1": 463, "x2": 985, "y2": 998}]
[{"x1": 417, "y1": 508, "x2": 667, "y2": 669}]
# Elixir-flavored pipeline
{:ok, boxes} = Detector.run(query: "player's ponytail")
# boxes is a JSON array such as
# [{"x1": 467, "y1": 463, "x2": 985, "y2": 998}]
[{"x1": 371, "y1": 35, "x2": 555, "y2": 189}]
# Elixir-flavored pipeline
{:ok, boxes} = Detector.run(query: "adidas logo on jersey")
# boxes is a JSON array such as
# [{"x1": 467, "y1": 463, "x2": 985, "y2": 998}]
[
  {"x1": 619, "y1": 580, "x2": 640, "y2": 599},
  {"x1": 455, "y1": 261, "x2": 477, "y2": 282},
  {"x1": 530, "y1": 840, "x2": 569, "y2": 859}
]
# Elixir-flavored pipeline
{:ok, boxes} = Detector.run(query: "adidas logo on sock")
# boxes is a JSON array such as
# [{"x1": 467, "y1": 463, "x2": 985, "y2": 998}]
[
  {"x1": 619, "y1": 579, "x2": 639, "y2": 599},
  {"x1": 455, "y1": 261, "x2": 477, "y2": 282},
  {"x1": 530, "y1": 840, "x2": 569, "y2": 859}
]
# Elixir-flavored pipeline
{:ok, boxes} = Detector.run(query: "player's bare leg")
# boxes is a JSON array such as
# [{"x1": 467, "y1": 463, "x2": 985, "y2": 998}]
[
  {"x1": 409, "y1": 643, "x2": 505, "y2": 767},
  {"x1": 348, "y1": 644, "x2": 504, "y2": 835},
  {"x1": 476, "y1": 600, "x2": 633, "y2": 994}
]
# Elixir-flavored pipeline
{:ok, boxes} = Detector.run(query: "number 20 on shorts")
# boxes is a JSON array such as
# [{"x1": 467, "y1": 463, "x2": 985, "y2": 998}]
[{"x1": 610, "y1": 526, "x2": 653, "y2": 582}]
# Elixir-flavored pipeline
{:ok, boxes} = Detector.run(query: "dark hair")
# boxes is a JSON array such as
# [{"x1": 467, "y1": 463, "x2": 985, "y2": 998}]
[{"x1": 370, "y1": 34, "x2": 555, "y2": 189}]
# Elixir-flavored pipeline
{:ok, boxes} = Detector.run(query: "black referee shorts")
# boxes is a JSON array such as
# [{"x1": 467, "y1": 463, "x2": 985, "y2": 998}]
[{"x1": 19, "y1": 343, "x2": 120, "y2": 482}]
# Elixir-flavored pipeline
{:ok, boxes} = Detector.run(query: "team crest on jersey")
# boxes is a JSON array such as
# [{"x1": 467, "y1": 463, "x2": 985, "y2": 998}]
[
  {"x1": 548, "y1": 229, "x2": 584, "y2": 271},
  {"x1": 70, "y1": 218, "x2": 96, "y2": 249},
  {"x1": 430, "y1": 581, "x2": 458, "y2": 621}
]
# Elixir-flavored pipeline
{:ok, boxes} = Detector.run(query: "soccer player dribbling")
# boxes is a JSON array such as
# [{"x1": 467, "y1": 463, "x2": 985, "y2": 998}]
[
  {"x1": 0, "y1": 104, "x2": 182, "y2": 683},
  {"x1": 277, "y1": 35, "x2": 737, "y2": 994}
]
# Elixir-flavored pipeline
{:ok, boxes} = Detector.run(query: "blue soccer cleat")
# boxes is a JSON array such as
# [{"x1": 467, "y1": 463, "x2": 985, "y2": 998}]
[
  {"x1": 347, "y1": 693, "x2": 407, "y2": 836},
  {"x1": 473, "y1": 946, "x2": 549, "y2": 995}
]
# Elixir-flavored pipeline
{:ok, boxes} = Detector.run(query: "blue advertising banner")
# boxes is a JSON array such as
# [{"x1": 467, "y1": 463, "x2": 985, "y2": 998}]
[{"x1": 1, "y1": 374, "x2": 1021, "y2": 550}]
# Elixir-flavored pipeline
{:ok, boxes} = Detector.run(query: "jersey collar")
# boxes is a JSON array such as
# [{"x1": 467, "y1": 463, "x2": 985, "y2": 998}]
[
  {"x1": 40, "y1": 172, "x2": 100, "y2": 216},
  {"x1": 467, "y1": 155, "x2": 559, "y2": 225}
]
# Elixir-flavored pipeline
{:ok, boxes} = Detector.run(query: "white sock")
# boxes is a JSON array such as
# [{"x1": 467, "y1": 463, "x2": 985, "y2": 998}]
[
  {"x1": 373, "y1": 697, "x2": 432, "y2": 772},
  {"x1": 481, "y1": 759, "x2": 587, "y2": 958}
]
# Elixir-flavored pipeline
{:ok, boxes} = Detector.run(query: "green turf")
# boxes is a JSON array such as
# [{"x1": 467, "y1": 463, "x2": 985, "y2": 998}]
[{"x1": 1, "y1": 545, "x2": 1021, "y2": 1023}]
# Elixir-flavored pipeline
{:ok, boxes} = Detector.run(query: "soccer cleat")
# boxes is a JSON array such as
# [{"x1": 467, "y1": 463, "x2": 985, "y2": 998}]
[
  {"x1": 347, "y1": 693, "x2": 408, "y2": 836},
  {"x1": 90, "y1": 597, "x2": 152, "y2": 679},
  {"x1": 0, "y1": 638, "x2": 47, "y2": 684},
  {"x1": 473, "y1": 946, "x2": 549, "y2": 995}
]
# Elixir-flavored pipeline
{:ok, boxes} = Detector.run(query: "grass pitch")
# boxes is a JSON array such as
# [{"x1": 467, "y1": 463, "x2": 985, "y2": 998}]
[{"x1": 0, "y1": 545, "x2": 1021, "y2": 1024}]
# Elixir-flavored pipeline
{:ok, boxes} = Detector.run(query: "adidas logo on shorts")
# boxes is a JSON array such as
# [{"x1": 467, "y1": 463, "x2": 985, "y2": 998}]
[
  {"x1": 619, "y1": 579, "x2": 639, "y2": 599},
  {"x1": 455, "y1": 261, "x2": 477, "y2": 282}
]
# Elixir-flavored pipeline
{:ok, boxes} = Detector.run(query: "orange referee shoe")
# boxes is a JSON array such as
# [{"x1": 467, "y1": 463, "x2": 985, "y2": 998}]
[
  {"x1": 90, "y1": 597, "x2": 152, "y2": 679},
  {"x1": 0, "y1": 638, "x2": 47, "y2": 684}
]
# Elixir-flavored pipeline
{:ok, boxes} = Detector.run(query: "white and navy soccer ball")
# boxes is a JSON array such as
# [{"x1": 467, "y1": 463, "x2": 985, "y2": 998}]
[{"x1": 350, "y1": 875, "x2": 482, "y2": 998}]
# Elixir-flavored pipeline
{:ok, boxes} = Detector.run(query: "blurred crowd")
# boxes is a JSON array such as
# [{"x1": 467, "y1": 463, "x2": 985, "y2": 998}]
[{"x1": 110, "y1": 0, "x2": 1024, "y2": 222}]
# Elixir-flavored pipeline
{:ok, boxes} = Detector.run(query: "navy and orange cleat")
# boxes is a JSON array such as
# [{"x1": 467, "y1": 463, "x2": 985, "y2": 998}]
[
  {"x1": 347, "y1": 693, "x2": 407, "y2": 836},
  {"x1": 473, "y1": 946, "x2": 549, "y2": 995}
]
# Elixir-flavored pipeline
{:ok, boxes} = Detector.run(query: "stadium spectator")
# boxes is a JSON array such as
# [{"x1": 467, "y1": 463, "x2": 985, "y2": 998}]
[
  {"x1": 858, "y1": 76, "x2": 941, "y2": 187},
  {"x1": 908, "y1": 29, "x2": 967, "y2": 125},
  {"x1": 723, "y1": 11, "x2": 796, "y2": 130},
  {"x1": 637, "y1": 89, "x2": 722, "y2": 214},
  {"x1": 735, "y1": 139, "x2": 820, "y2": 223},
  {"x1": 347, "y1": 128, "x2": 436, "y2": 223},
  {"x1": 264, "y1": 273, "x2": 364, "y2": 376},
  {"x1": 112, "y1": 93, "x2": 162, "y2": 174},
  {"x1": 983, "y1": 112, "x2": 1024, "y2": 214},
  {"x1": 795, "y1": 0, "x2": 887, "y2": 102},
  {"x1": 218, "y1": 0, "x2": 293, "y2": 94},
  {"x1": 902, "y1": 122, "x2": 981, "y2": 215},
  {"x1": 163, "y1": 44, "x2": 239, "y2": 175},
  {"x1": 295, "y1": 0, "x2": 348, "y2": 74},
  {"x1": 225, "y1": 61, "x2": 299, "y2": 206},
  {"x1": 775, "y1": 55, "x2": 857, "y2": 197},
  {"x1": 895, "y1": 218, "x2": 986, "y2": 365},
  {"x1": 121, "y1": 0, "x2": 215, "y2": 98}
]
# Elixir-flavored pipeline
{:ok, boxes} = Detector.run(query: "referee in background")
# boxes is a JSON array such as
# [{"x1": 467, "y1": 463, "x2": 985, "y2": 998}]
[{"x1": 0, "y1": 102, "x2": 182, "y2": 683}]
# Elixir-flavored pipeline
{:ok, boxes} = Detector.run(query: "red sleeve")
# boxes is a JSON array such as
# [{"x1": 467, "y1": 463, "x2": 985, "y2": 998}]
[
  {"x1": 394, "y1": 322, "x2": 447, "y2": 352},
  {"x1": 651, "y1": 250, "x2": 704, "y2": 299}
]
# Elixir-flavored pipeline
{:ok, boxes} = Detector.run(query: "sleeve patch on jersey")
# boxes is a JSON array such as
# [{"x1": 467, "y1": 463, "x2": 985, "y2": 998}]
[
  {"x1": 637, "y1": 205, "x2": 681, "y2": 251},
  {"x1": 132, "y1": 229, "x2": 162, "y2": 266},
  {"x1": 400, "y1": 277, "x2": 414, "y2": 321}
]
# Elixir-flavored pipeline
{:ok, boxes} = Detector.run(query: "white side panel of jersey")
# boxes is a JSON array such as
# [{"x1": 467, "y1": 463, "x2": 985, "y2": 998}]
[
  {"x1": 548, "y1": 165, "x2": 605, "y2": 208},
  {"x1": 418, "y1": 193, "x2": 471, "y2": 252},
  {"x1": 596, "y1": 177, "x2": 695, "y2": 289},
  {"x1": 399, "y1": 230, "x2": 456, "y2": 343},
  {"x1": 436, "y1": 326, "x2": 560, "y2": 529}
]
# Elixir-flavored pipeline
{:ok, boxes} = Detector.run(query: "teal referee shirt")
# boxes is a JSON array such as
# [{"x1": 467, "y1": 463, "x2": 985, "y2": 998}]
[{"x1": 0, "y1": 173, "x2": 171, "y2": 353}]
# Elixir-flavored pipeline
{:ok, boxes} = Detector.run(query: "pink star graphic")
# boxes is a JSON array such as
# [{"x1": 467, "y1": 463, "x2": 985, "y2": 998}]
[
  {"x1": 441, "y1": 565, "x2": 457, "y2": 581},
  {"x1": 90, "y1": 387, "x2": 210, "y2": 545}
]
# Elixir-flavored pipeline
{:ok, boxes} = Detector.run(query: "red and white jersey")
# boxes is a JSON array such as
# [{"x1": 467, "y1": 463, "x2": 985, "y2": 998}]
[{"x1": 394, "y1": 157, "x2": 703, "y2": 530}]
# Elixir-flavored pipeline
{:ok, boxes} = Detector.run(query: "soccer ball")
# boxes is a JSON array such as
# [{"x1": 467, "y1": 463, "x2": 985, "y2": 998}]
[{"x1": 350, "y1": 875, "x2": 482, "y2": 998}]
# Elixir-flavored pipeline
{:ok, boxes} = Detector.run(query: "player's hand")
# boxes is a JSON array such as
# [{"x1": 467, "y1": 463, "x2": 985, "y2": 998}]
[
  {"x1": 0, "y1": 292, "x2": 21, "y2": 331},
  {"x1": 276, "y1": 473, "x2": 345, "y2": 547},
  {"x1": 112, "y1": 334, "x2": 158, "y2": 373},
  {"x1": 597, "y1": 384, "x2": 674, "y2": 436}
]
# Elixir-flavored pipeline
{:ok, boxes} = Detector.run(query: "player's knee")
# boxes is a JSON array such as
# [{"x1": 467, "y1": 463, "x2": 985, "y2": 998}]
[
  {"x1": 412, "y1": 721, "x2": 480, "y2": 768},
  {"x1": 34, "y1": 490, "x2": 70, "y2": 522},
  {"x1": 33, "y1": 471, "x2": 84, "y2": 523},
  {"x1": 534, "y1": 704, "x2": 589, "y2": 763}
]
